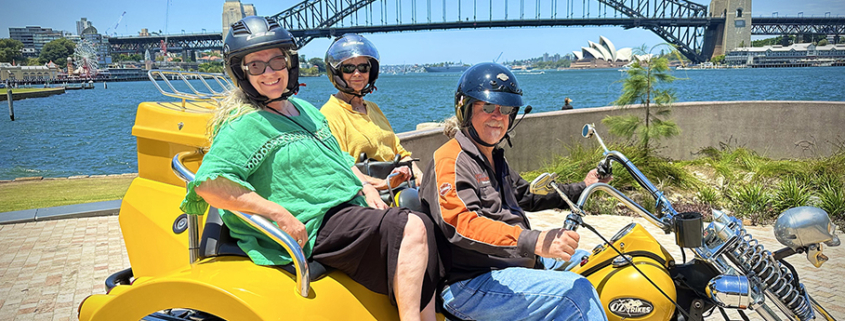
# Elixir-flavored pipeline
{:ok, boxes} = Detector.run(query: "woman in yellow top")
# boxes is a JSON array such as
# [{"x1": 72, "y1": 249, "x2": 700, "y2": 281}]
[{"x1": 320, "y1": 34, "x2": 422, "y2": 189}]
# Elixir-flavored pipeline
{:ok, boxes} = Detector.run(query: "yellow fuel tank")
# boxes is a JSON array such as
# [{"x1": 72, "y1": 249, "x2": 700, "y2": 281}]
[{"x1": 572, "y1": 223, "x2": 677, "y2": 321}]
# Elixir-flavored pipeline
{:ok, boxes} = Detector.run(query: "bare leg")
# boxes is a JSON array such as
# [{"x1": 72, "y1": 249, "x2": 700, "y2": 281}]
[
  {"x1": 394, "y1": 214, "x2": 431, "y2": 321},
  {"x1": 421, "y1": 294, "x2": 436, "y2": 321}
]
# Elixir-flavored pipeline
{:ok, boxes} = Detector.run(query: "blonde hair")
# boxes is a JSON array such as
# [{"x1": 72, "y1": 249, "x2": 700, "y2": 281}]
[
  {"x1": 442, "y1": 115, "x2": 461, "y2": 139},
  {"x1": 207, "y1": 88, "x2": 263, "y2": 143}
]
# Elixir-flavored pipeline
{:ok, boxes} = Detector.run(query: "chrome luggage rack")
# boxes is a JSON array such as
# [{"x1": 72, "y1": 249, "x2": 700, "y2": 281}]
[{"x1": 147, "y1": 70, "x2": 234, "y2": 108}]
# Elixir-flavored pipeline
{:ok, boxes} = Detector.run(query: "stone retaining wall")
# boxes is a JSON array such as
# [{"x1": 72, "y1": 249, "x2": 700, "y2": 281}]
[
  {"x1": 399, "y1": 101, "x2": 845, "y2": 173},
  {"x1": 0, "y1": 88, "x2": 66, "y2": 101}
]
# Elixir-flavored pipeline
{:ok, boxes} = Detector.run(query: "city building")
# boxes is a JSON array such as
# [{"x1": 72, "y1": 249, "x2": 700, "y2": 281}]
[
  {"x1": 9, "y1": 26, "x2": 58, "y2": 58},
  {"x1": 222, "y1": 0, "x2": 258, "y2": 36},
  {"x1": 0, "y1": 61, "x2": 60, "y2": 82},
  {"x1": 33, "y1": 32, "x2": 65, "y2": 55},
  {"x1": 570, "y1": 36, "x2": 633, "y2": 69},
  {"x1": 725, "y1": 43, "x2": 845, "y2": 67},
  {"x1": 76, "y1": 18, "x2": 93, "y2": 36}
]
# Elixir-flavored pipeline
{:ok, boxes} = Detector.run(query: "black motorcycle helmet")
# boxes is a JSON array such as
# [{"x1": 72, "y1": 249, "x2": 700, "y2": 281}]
[
  {"x1": 325, "y1": 34, "x2": 380, "y2": 97},
  {"x1": 455, "y1": 62, "x2": 524, "y2": 130},
  {"x1": 223, "y1": 16, "x2": 300, "y2": 103}
]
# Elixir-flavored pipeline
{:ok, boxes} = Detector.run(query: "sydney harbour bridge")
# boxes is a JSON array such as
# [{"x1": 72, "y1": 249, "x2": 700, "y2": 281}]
[{"x1": 108, "y1": 0, "x2": 845, "y2": 63}]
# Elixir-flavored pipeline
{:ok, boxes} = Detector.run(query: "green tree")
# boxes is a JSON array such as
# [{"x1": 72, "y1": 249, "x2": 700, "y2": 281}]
[
  {"x1": 26, "y1": 57, "x2": 42, "y2": 66},
  {"x1": 308, "y1": 57, "x2": 326, "y2": 73},
  {"x1": 602, "y1": 45, "x2": 680, "y2": 154},
  {"x1": 818, "y1": 39, "x2": 829, "y2": 46},
  {"x1": 0, "y1": 38, "x2": 24, "y2": 63},
  {"x1": 39, "y1": 38, "x2": 76, "y2": 67},
  {"x1": 198, "y1": 61, "x2": 224, "y2": 73},
  {"x1": 711, "y1": 55, "x2": 725, "y2": 64},
  {"x1": 173, "y1": 57, "x2": 182, "y2": 62}
]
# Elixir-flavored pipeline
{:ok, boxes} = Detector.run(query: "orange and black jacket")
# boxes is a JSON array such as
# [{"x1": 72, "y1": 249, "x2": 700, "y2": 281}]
[{"x1": 420, "y1": 130, "x2": 586, "y2": 283}]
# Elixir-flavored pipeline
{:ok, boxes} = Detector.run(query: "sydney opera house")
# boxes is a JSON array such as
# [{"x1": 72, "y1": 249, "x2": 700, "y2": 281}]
[{"x1": 570, "y1": 36, "x2": 633, "y2": 69}]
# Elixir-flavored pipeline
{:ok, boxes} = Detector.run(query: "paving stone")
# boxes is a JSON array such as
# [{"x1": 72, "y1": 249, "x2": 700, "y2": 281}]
[{"x1": 0, "y1": 213, "x2": 841, "y2": 320}]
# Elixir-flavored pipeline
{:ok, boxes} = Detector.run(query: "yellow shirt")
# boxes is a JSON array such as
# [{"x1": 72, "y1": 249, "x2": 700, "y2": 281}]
[{"x1": 320, "y1": 95, "x2": 412, "y2": 162}]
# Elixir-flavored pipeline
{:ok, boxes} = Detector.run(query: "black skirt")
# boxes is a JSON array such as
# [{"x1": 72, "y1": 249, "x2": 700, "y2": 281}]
[{"x1": 312, "y1": 203, "x2": 441, "y2": 309}]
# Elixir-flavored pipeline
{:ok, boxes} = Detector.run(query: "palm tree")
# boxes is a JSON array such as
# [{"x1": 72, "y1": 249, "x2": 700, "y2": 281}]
[{"x1": 602, "y1": 44, "x2": 681, "y2": 155}]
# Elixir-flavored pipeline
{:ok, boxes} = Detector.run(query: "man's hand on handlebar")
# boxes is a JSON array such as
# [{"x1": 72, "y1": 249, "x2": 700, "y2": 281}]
[
  {"x1": 583, "y1": 168, "x2": 612, "y2": 186},
  {"x1": 534, "y1": 228, "x2": 580, "y2": 261}
]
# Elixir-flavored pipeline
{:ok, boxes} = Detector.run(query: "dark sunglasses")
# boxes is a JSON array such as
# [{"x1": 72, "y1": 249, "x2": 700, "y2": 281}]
[
  {"x1": 481, "y1": 103, "x2": 517, "y2": 115},
  {"x1": 340, "y1": 63, "x2": 371, "y2": 74},
  {"x1": 242, "y1": 56, "x2": 287, "y2": 76}
]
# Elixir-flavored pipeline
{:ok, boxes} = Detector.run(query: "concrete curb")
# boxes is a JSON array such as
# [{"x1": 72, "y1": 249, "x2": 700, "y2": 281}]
[{"x1": 0, "y1": 199, "x2": 122, "y2": 224}]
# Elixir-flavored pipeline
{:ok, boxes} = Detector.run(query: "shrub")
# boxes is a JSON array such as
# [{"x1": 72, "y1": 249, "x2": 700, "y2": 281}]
[
  {"x1": 819, "y1": 184, "x2": 845, "y2": 223},
  {"x1": 697, "y1": 186, "x2": 719, "y2": 205},
  {"x1": 772, "y1": 177, "x2": 812, "y2": 213},
  {"x1": 727, "y1": 184, "x2": 771, "y2": 222}
]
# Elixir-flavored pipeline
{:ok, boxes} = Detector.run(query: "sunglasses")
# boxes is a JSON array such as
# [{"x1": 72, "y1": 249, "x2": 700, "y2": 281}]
[
  {"x1": 340, "y1": 63, "x2": 371, "y2": 74},
  {"x1": 242, "y1": 56, "x2": 287, "y2": 76},
  {"x1": 481, "y1": 103, "x2": 517, "y2": 115}
]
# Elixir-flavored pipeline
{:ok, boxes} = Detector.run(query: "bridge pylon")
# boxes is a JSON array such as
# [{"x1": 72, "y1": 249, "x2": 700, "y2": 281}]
[{"x1": 710, "y1": 0, "x2": 752, "y2": 57}]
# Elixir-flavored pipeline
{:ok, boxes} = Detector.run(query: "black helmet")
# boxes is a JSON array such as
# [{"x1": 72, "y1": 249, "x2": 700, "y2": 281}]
[
  {"x1": 223, "y1": 16, "x2": 300, "y2": 102},
  {"x1": 454, "y1": 62, "x2": 523, "y2": 128},
  {"x1": 325, "y1": 34, "x2": 380, "y2": 96}
]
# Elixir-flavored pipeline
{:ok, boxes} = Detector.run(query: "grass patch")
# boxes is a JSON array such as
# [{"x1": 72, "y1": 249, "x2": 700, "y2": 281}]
[
  {"x1": 0, "y1": 176, "x2": 134, "y2": 213},
  {"x1": 9, "y1": 88, "x2": 60, "y2": 94},
  {"x1": 521, "y1": 141, "x2": 845, "y2": 226}
]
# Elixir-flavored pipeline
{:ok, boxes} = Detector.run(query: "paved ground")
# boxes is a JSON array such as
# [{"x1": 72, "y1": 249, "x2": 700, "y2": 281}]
[{"x1": 0, "y1": 212, "x2": 842, "y2": 320}]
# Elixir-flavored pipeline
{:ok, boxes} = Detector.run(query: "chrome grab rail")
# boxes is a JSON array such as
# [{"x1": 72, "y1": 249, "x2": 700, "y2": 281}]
[
  {"x1": 148, "y1": 70, "x2": 233, "y2": 108},
  {"x1": 172, "y1": 151, "x2": 311, "y2": 297}
]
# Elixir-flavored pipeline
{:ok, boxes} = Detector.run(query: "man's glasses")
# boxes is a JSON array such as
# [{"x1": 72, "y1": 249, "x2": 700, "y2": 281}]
[
  {"x1": 340, "y1": 63, "x2": 371, "y2": 74},
  {"x1": 242, "y1": 56, "x2": 287, "y2": 76},
  {"x1": 481, "y1": 103, "x2": 517, "y2": 115}
]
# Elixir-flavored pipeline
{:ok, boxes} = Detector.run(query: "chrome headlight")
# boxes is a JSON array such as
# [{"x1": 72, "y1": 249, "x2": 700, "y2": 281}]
[{"x1": 774, "y1": 207, "x2": 840, "y2": 250}]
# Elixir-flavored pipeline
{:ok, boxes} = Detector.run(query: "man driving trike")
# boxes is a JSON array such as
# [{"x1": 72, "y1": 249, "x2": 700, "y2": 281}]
[{"x1": 420, "y1": 63, "x2": 611, "y2": 321}]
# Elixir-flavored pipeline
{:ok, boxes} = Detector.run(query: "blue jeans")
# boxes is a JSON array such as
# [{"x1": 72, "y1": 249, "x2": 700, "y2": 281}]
[{"x1": 441, "y1": 250, "x2": 607, "y2": 321}]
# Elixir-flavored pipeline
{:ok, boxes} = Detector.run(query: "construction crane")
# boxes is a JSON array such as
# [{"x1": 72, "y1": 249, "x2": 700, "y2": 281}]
[{"x1": 106, "y1": 11, "x2": 127, "y2": 36}]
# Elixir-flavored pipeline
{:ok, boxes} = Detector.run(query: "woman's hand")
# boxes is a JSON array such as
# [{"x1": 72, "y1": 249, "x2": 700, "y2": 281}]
[
  {"x1": 270, "y1": 210, "x2": 309, "y2": 249},
  {"x1": 362, "y1": 184, "x2": 388, "y2": 209},
  {"x1": 388, "y1": 167, "x2": 411, "y2": 189}
]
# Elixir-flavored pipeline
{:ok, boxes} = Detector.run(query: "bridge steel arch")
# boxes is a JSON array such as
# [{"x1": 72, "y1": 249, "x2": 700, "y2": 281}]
[{"x1": 270, "y1": 0, "x2": 720, "y2": 63}]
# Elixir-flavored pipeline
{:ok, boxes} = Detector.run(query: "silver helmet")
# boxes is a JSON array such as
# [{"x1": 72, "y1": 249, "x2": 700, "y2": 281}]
[{"x1": 325, "y1": 34, "x2": 380, "y2": 96}]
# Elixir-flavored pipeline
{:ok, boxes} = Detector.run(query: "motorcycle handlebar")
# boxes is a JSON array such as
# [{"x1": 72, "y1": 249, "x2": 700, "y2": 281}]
[{"x1": 600, "y1": 151, "x2": 679, "y2": 228}]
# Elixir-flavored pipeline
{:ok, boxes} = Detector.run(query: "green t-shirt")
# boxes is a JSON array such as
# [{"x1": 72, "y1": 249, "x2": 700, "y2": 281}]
[{"x1": 180, "y1": 97, "x2": 367, "y2": 266}]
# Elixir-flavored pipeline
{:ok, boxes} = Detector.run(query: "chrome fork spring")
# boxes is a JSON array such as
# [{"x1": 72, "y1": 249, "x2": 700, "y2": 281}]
[{"x1": 728, "y1": 228, "x2": 813, "y2": 320}]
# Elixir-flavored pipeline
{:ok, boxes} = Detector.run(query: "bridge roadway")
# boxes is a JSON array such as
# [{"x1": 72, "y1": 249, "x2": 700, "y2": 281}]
[{"x1": 0, "y1": 210, "x2": 842, "y2": 320}]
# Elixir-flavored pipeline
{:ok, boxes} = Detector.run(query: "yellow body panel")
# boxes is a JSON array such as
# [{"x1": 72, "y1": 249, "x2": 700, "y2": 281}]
[
  {"x1": 120, "y1": 177, "x2": 204, "y2": 278},
  {"x1": 79, "y1": 257, "x2": 402, "y2": 320},
  {"x1": 573, "y1": 224, "x2": 677, "y2": 321}
]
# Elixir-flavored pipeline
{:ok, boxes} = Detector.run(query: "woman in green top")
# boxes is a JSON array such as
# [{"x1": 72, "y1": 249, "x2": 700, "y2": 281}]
[{"x1": 180, "y1": 17, "x2": 440, "y2": 321}]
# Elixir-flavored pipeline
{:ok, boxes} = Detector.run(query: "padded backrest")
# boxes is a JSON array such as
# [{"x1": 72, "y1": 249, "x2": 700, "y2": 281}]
[{"x1": 200, "y1": 207, "x2": 248, "y2": 258}]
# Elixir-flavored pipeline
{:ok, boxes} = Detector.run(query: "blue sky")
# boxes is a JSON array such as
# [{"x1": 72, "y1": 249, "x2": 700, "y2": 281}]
[{"x1": 2, "y1": 0, "x2": 843, "y2": 65}]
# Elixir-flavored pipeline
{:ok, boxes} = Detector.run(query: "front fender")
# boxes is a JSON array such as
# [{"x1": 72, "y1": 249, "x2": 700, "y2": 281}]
[{"x1": 80, "y1": 257, "x2": 400, "y2": 320}]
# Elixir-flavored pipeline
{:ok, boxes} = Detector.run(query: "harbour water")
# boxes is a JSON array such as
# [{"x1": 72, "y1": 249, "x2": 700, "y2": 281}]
[{"x1": 1, "y1": 67, "x2": 844, "y2": 180}]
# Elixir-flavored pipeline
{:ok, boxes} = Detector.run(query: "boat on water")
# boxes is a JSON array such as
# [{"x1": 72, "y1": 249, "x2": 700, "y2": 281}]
[{"x1": 423, "y1": 64, "x2": 469, "y2": 73}]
